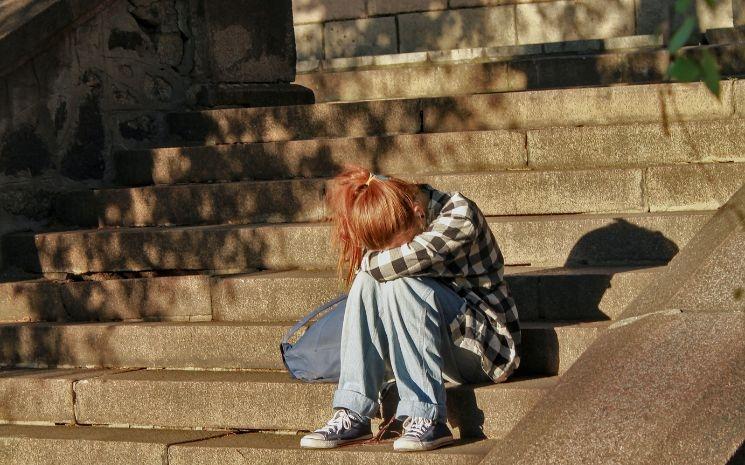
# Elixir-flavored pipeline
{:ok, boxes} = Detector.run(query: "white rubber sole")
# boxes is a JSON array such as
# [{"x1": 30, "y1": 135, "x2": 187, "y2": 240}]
[
  {"x1": 300, "y1": 433, "x2": 374, "y2": 449},
  {"x1": 393, "y1": 435, "x2": 455, "y2": 452}
]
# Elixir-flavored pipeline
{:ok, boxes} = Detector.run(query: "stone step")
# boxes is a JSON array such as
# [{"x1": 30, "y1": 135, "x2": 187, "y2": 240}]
[
  {"x1": 58, "y1": 163, "x2": 745, "y2": 228},
  {"x1": 0, "y1": 424, "x2": 493, "y2": 465},
  {"x1": 2, "y1": 211, "x2": 711, "y2": 274},
  {"x1": 116, "y1": 120, "x2": 745, "y2": 186},
  {"x1": 0, "y1": 266, "x2": 660, "y2": 324},
  {"x1": 0, "y1": 321, "x2": 606, "y2": 374},
  {"x1": 70, "y1": 369, "x2": 556, "y2": 437},
  {"x1": 0, "y1": 424, "x2": 229, "y2": 465},
  {"x1": 164, "y1": 80, "x2": 738, "y2": 146},
  {"x1": 296, "y1": 42, "x2": 745, "y2": 103},
  {"x1": 0, "y1": 275, "x2": 211, "y2": 323},
  {"x1": 213, "y1": 266, "x2": 662, "y2": 323}
]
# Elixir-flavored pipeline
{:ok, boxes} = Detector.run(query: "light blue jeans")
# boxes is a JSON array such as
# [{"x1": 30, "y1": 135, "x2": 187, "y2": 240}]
[{"x1": 331, "y1": 270, "x2": 492, "y2": 423}]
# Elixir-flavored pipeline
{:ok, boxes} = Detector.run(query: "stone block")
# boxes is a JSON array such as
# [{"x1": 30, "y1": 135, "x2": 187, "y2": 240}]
[
  {"x1": 0, "y1": 424, "x2": 225, "y2": 465},
  {"x1": 292, "y1": 0, "x2": 366, "y2": 24},
  {"x1": 58, "y1": 275, "x2": 212, "y2": 322},
  {"x1": 527, "y1": 119, "x2": 745, "y2": 169},
  {"x1": 6, "y1": 61, "x2": 39, "y2": 118},
  {"x1": 1, "y1": 211, "x2": 710, "y2": 274},
  {"x1": 74, "y1": 369, "x2": 554, "y2": 436},
  {"x1": 484, "y1": 312, "x2": 745, "y2": 465},
  {"x1": 646, "y1": 163, "x2": 745, "y2": 212},
  {"x1": 294, "y1": 23, "x2": 324, "y2": 62},
  {"x1": 204, "y1": 0, "x2": 296, "y2": 82},
  {"x1": 0, "y1": 368, "x2": 113, "y2": 424},
  {"x1": 398, "y1": 7, "x2": 516, "y2": 53},
  {"x1": 324, "y1": 17, "x2": 398, "y2": 59},
  {"x1": 696, "y1": 0, "x2": 734, "y2": 30},
  {"x1": 635, "y1": 0, "x2": 676, "y2": 35},
  {"x1": 516, "y1": 0, "x2": 635, "y2": 44},
  {"x1": 603, "y1": 33, "x2": 663, "y2": 49},
  {"x1": 116, "y1": 130, "x2": 525, "y2": 186},
  {"x1": 368, "y1": 0, "x2": 447, "y2": 16},
  {"x1": 102, "y1": 57, "x2": 186, "y2": 112},
  {"x1": 623, "y1": 185, "x2": 745, "y2": 318},
  {"x1": 169, "y1": 431, "x2": 493, "y2": 464},
  {"x1": 0, "y1": 280, "x2": 64, "y2": 323},
  {"x1": 449, "y1": 0, "x2": 520, "y2": 6},
  {"x1": 422, "y1": 80, "x2": 732, "y2": 134},
  {"x1": 736, "y1": 0, "x2": 745, "y2": 26}
]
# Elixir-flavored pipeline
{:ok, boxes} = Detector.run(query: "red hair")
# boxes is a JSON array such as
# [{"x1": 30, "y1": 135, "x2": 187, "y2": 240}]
[{"x1": 325, "y1": 165, "x2": 422, "y2": 287}]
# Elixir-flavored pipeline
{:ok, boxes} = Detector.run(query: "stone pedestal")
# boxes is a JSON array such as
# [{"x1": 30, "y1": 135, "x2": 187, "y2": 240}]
[{"x1": 204, "y1": 0, "x2": 297, "y2": 83}]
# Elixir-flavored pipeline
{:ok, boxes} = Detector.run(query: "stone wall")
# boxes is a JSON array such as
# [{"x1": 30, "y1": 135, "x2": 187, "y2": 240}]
[
  {"x1": 293, "y1": 0, "x2": 738, "y2": 62},
  {"x1": 0, "y1": 0, "x2": 296, "y2": 273}
]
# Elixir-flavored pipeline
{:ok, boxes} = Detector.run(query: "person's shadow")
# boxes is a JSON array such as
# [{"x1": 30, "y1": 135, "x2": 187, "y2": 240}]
[{"x1": 441, "y1": 218, "x2": 681, "y2": 439}]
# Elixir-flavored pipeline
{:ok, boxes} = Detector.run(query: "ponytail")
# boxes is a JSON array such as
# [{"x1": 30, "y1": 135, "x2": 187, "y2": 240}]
[{"x1": 325, "y1": 165, "x2": 421, "y2": 288}]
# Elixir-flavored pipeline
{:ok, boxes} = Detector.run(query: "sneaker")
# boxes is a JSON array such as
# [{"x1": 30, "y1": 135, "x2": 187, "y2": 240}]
[
  {"x1": 393, "y1": 417, "x2": 455, "y2": 452},
  {"x1": 300, "y1": 408, "x2": 373, "y2": 448}
]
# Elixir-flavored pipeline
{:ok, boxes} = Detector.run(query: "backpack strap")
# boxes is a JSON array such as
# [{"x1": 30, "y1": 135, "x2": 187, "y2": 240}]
[{"x1": 280, "y1": 293, "x2": 348, "y2": 345}]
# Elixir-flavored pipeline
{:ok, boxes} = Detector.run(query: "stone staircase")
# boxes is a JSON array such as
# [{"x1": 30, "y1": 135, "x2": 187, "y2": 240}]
[{"x1": 0, "y1": 48, "x2": 744, "y2": 462}]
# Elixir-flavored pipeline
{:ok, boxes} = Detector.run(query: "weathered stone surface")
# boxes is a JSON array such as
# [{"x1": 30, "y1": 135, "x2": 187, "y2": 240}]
[
  {"x1": 0, "y1": 275, "x2": 211, "y2": 323},
  {"x1": 696, "y1": 0, "x2": 735, "y2": 30},
  {"x1": 169, "y1": 431, "x2": 491, "y2": 465},
  {"x1": 0, "y1": 279, "x2": 64, "y2": 322},
  {"x1": 2, "y1": 212, "x2": 709, "y2": 274},
  {"x1": 528, "y1": 119, "x2": 745, "y2": 169},
  {"x1": 736, "y1": 0, "x2": 745, "y2": 26},
  {"x1": 0, "y1": 424, "x2": 225, "y2": 465},
  {"x1": 0, "y1": 368, "x2": 116, "y2": 424},
  {"x1": 166, "y1": 97, "x2": 422, "y2": 145},
  {"x1": 421, "y1": 80, "x2": 732, "y2": 135},
  {"x1": 367, "y1": 0, "x2": 448, "y2": 16},
  {"x1": 483, "y1": 312, "x2": 745, "y2": 465},
  {"x1": 207, "y1": 83, "x2": 316, "y2": 108},
  {"x1": 166, "y1": 80, "x2": 733, "y2": 145},
  {"x1": 292, "y1": 0, "x2": 367, "y2": 24},
  {"x1": 0, "y1": 320, "x2": 594, "y2": 373},
  {"x1": 647, "y1": 163, "x2": 745, "y2": 212},
  {"x1": 69, "y1": 167, "x2": 648, "y2": 227},
  {"x1": 398, "y1": 7, "x2": 516, "y2": 53},
  {"x1": 622, "y1": 185, "x2": 745, "y2": 318},
  {"x1": 515, "y1": 0, "x2": 635, "y2": 45},
  {"x1": 75, "y1": 369, "x2": 555, "y2": 437},
  {"x1": 324, "y1": 17, "x2": 398, "y2": 59},
  {"x1": 204, "y1": 0, "x2": 296, "y2": 82},
  {"x1": 213, "y1": 266, "x2": 658, "y2": 323},
  {"x1": 0, "y1": 321, "x2": 289, "y2": 370},
  {"x1": 294, "y1": 23, "x2": 324, "y2": 62},
  {"x1": 115, "y1": 130, "x2": 527, "y2": 186}
]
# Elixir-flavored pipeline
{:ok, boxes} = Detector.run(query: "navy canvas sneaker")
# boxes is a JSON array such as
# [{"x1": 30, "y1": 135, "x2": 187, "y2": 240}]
[
  {"x1": 393, "y1": 417, "x2": 455, "y2": 452},
  {"x1": 300, "y1": 408, "x2": 373, "y2": 448}
]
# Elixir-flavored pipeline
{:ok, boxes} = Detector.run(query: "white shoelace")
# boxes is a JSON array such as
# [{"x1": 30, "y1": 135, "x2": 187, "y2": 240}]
[
  {"x1": 402, "y1": 417, "x2": 433, "y2": 438},
  {"x1": 315, "y1": 409, "x2": 353, "y2": 435}
]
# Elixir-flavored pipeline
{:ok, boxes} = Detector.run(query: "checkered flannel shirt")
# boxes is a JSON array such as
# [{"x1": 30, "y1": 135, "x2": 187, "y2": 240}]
[{"x1": 358, "y1": 184, "x2": 521, "y2": 383}]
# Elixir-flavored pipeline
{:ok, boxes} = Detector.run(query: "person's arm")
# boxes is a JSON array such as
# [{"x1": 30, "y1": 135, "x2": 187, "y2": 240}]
[{"x1": 359, "y1": 196, "x2": 477, "y2": 282}]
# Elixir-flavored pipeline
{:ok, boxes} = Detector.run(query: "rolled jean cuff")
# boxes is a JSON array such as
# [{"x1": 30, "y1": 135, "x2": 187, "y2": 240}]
[
  {"x1": 332, "y1": 388, "x2": 379, "y2": 419},
  {"x1": 396, "y1": 400, "x2": 447, "y2": 422}
]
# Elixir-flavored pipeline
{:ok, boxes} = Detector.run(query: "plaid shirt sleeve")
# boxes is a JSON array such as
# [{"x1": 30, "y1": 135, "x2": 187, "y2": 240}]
[{"x1": 358, "y1": 197, "x2": 477, "y2": 281}]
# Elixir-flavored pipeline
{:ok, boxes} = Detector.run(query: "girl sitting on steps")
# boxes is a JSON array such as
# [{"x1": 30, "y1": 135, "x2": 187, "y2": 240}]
[{"x1": 300, "y1": 165, "x2": 521, "y2": 452}]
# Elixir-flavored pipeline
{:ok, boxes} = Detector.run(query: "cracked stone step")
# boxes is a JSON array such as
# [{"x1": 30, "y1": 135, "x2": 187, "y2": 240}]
[
  {"x1": 0, "y1": 424, "x2": 228, "y2": 465},
  {"x1": 0, "y1": 321, "x2": 607, "y2": 374},
  {"x1": 164, "y1": 80, "x2": 736, "y2": 146},
  {"x1": 69, "y1": 369, "x2": 557, "y2": 438},
  {"x1": 116, "y1": 120, "x2": 745, "y2": 187},
  {"x1": 0, "y1": 266, "x2": 661, "y2": 324},
  {"x1": 0, "y1": 424, "x2": 492, "y2": 465},
  {"x1": 58, "y1": 163, "x2": 745, "y2": 228},
  {"x1": 2, "y1": 211, "x2": 712, "y2": 274}
]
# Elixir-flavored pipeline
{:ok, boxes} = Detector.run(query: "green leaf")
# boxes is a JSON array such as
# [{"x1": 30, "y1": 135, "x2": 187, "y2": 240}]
[
  {"x1": 699, "y1": 50, "x2": 722, "y2": 97},
  {"x1": 668, "y1": 56, "x2": 701, "y2": 82},
  {"x1": 668, "y1": 17, "x2": 697, "y2": 53},
  {"x1": 674, "y1": 0, "x2": 694, "y2": 14}
]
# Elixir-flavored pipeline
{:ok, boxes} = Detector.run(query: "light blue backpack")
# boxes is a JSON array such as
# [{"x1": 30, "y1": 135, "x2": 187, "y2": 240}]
[{"x1": 280, "y1": 294, "x2": 348, "y2": 383}]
